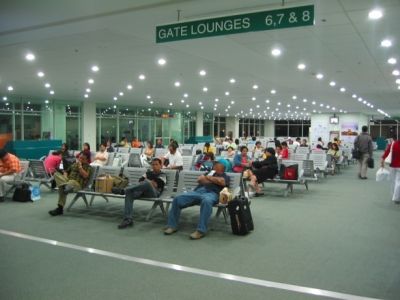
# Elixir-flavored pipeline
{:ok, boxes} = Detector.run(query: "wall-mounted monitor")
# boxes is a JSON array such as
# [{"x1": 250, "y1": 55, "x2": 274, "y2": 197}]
[{"x1": 330, "y1": 116, "x2": 339, "y2": 124}]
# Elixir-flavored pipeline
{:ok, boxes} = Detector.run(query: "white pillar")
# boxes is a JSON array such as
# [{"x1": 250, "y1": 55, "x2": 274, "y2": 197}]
[
  {"x1": 226, "y1": 117, "x2": 239, "y2": 138},
  {"x1": 82, "y1": 101, "x2": 96, "y2": 149},
  {"x1": 196, "y1": 111, "x2": 203, "y2": 136},
  {"x1": 264, "y1": 120, "x2": 275, "y2": 137}
]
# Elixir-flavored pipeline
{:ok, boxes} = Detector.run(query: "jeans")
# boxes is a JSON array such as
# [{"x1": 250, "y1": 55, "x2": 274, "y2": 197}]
[
  {"x1": 167, "y1": 186, "x2": 218, "y2": 233},
  {"x1": 358, "y1": 153, "x2": 370, "y2": 178},
  {"x1": 124, "y1": 180, "x2": 159, "y2": 220},
  {"x1": 0, "y1": 174, "x2": 16, "y2": 197}
]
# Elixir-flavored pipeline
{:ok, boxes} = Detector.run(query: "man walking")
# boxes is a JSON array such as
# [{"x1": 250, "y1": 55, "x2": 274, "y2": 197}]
[{"x1": 354, "y1": 126, "x2": 373, "y2": 179}]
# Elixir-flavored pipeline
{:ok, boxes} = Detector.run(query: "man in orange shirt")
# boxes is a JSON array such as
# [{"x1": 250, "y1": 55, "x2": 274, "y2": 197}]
[{"x1": 0, "y1": 149, "x2": 21, "y2": 202}]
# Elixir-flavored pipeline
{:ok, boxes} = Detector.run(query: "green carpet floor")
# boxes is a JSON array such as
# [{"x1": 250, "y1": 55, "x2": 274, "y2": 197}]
[{"x1": 1, "y1": 153, "x2": 399, "y2": 299}]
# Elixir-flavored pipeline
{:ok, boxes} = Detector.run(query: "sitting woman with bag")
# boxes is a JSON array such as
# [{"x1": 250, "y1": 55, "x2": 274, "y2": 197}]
[
  {"x1": 381, "y1": 136, "x2": 400, "y2": 204},
  {"x1": 233, "y1": 146, "x2": 252, "y2": 173},
  {"x1": 246, "y1": 148, "x2": 278, "y2": 197}
]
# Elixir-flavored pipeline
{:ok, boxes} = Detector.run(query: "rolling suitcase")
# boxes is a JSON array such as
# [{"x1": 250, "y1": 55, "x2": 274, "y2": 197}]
[{"x1": 227, "y1": 196, "x2": 254, "y2": 235}]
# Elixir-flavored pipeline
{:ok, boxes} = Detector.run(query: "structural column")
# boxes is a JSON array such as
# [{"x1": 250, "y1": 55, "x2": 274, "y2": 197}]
[
  {"x1": 196, "y1": 111, "x2": 203, "y2": 136},
  {"x1": 264, "y1": 120, "x2": 275, "y2": 137},
  {"x1": 226, "y1": 116, "x2": 239, "y2": 138},
  {"x1": 82, "y1": 101, "x2": 96, "y2": 149}
]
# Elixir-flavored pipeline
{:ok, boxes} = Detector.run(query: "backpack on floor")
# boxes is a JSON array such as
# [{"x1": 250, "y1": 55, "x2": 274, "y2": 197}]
[{"x1": 12, "y1": 183, "x2": 32, "y2": 202}]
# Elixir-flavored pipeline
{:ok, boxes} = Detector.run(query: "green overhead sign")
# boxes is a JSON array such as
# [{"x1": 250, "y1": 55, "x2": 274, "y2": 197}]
[{"x1": 156, "y1": 5, "x2": 314, "y2": 43}]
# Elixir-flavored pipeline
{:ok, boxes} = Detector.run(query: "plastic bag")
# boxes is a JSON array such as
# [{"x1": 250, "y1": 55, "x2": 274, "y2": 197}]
[
  {"x1": 30, "y1": 183, "x2": 41, "y2": 201},
  {"x1": 376, "y1": 168, "x2": 390, "y2": 182}
]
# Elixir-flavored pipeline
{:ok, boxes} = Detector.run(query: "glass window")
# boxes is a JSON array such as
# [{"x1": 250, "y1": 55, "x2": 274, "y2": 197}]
[
  {"x1": 23, "y1": 102, "x2": 41, "y2": 140},
  {"x1": 203, "y1": 112, "x2": 213, "y2": 136},
  {"x1": 66, "y1": 105, "x2": 81, "y2": 149},
  {"x1": 97, "y1": 106, "x2": 118, "y2": 146}
]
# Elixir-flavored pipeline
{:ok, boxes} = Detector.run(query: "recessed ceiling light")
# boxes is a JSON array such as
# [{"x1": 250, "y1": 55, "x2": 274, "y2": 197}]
[
  {"x1": 169, "y1": 102, "x2": 173, "y2": 106},
  {"x1": 44, "y1": 100, "x2": 49, "y2": 104},
  {"x1": 326, "y1": 105, "x2": 330, "y2": 109},
  {"x1": 329, "y1": 81, "x2": 336, "y2": 87},
  {"x1": 398, "y1": 86, "x2": 400, "y2": 90},
  {"x1": 277, "y1": 102, "x2": 281, "y2": 106},
  {"x1": 3, "y1": 96, "x2": 7, "y2": 101},
  {"x1": 49, "y1": 90, "x2": 54, "y2": 95},
  {"x1": 183, "y1": 93, "x2": 188, "y2": 98},
  {"x1": 316, "y1": 73, "x2": 324, "y2": 80},
  {"x1": 139, "y1": 74, "x2": 146, "y2": 80},
  {"x1": 88, "y1": 79, "x2": 94, "y2": 84},
  {"x1": 320, "y1": 104, "x2": 324, "y2": 107},
  {"x1": 303, "y1": 98, "x2": 308, "y2": 103},
  {"x1": 146, "y1": 95, "x2": 151, "y2": 99},
  {"x1": 113, "y1": 97, "x2": 118, "y2": 101},
  {"x1": 292, "y1": 95, "x2": 297, "y2": 100},
  {"x1": 203, "y1": 87, "x2": 208, "y2": 92},
  {"x1": 229, "y1": 78, "x2": 236, "y2": 84},
  {"x1": 186, "y1": 104, "x2": 189, "y2": 108},
  {"x1": 119, "y1": 92, "x2": 124, "y2": 96},
  {"x1": 252, "y1": 84, "x2": 258, "y2": 90},
  {"x1": 352, "y1": 94, "x2": 357, "y2": 98},
  {"x1": 297, "y1": 63, "x2": 306, "y2": 70},
  {"x1": 7, "y1": 86, "x2": 13, "y2": 92},
  {"x1": 252, "y1": 97, "x2": 256, "y2": 101},
  {"x1": 271, "y1": 48, "x2": 281, "y2": 56},
  {"x1": 91, "y1": 65, "x2": 99, "y2": 72},
  {"x1": 271, "y1": 89, "x2": 276, "y2": 94},
  {"x1": 388, "y1": 58, "x2": 397, "y2": 64},
  {"x1": 381, "y1": 39, "x2": 392, "y2": 47},
  {"x1": 37, "y1": 71, "x2": 45, "y2": 77},
  {"x1": 174, "y1": 81, "x2": 181, "y2": 87},
  {"x1": 392, "y1": 69, "x2": 400, "y2": 76},
  {"x1": 312, "y1": 101, "x2": 316, "y2": 105},
  {"x1": 265, "y1": 99, "x2": 270, "y2": 103},
  {"x1": 44, "y1": 83, "x2": 51, "y2": 88},
  {"x1": 225, "y1": 91, "x2": 230, "y2": 96},
  {"x1": 395, "y1": 79, "x2": 400, "y2": 84},
  {"x1": 127, "y1": 84, "x2": 133, "y2": 90},
  {"x1": 215, "y1": 98, "x2": 219, "y2": 102},
  {"x1": 84, "y1": 94, "x2": 89, "y2": 98},
  {"x1": 199, "y1": 70, "x2": 207, "y2": 76},
  {"x1": 181, "y1": 99, "x2": 185, "y2": 103},
  {"x1": 368, "y1": 9, "x2": 383, "y2": 20},
  {"x1": 340, "y1": 87, "x2": 346, "y2": 92},
  {"x1": 150, "y1": 101, "x2": 154, "y2": 104},
  {"x1": 231, "y1": 100, "x2": 235, "y2": 104},
  {"x1": 358, "y1": 97, "x2": 363, "y2": 102},
  {"x1": 371, "y1": 105, "x2": 374, "y2": 108},
  {"x1": 86, "y1": 88, "x2": 91, "y2": 93},
  {"x1": 157, "y1": 58, "x2": 166, "y2": 66},
  {"x1": 25, "y1": 53, "x2": 35, "y2": 61},
  {"x1": 363, "y1": 100, "x2": 367, "y2": 104}
]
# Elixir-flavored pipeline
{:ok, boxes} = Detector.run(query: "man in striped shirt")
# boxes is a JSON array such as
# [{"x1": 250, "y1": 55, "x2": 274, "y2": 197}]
[{"x1": 0, "y1": 149, "x2": 21, "y2": 202}]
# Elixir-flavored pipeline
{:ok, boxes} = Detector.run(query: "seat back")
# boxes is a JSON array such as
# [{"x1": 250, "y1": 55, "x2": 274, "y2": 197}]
[
  {"x1": 182, "y1": 155, "x2": 194, "y2": 170},
  {"x1": 97, "y1": 166, "x2": 122, "y2": 177},
  {"x1": 155, "y1": 148, "x2": 168, "y2": 158},
  {"x1": 106, "y1": 152, "x2": 115, "y2": 166},
  {"x1": 309, "y1": 153, "x2": 327, "y2": 169},
  {"x1": 18, "y1": 161, "x2": 30, "y2": 180},
  {"x1": 296, "y1": 147, "x2": 310, "y2": 154},
  {"x1": 130, "y1": 148, "x2": 142, "y2": 155},
  {"x1": 117, "y1": 147, "x2": 130, "y2": 153},
  {"x1": 28, "y1": 160, "x2": 51, "y2": 179},
  {"x1": 123, "y1": 167, "x2": 147, "y2": 185},
  {"x1": 114, "y1": 153, "x2": 130, "y2": 167},
  {"x1": 302, "y1": 160, "x2": 315, "y2": 178},
  {"x1": 160, "y1": 169, "x2": 178, "y2": 198},
  {"x1": 226, "y1": 172, "x2": 243, "y2": 197},
  {"x1": 176, "y1": 170, "x2": 205, "y2": 193},
  {"x1": 128, "y1": 153, "x2": 142, "y2": 167},
  {"x1": 293, "y1": 153, "x2": 309, "y2": 161},
  {"x1": 85, "y1": 166, "x2": 99, "y2": 190}
]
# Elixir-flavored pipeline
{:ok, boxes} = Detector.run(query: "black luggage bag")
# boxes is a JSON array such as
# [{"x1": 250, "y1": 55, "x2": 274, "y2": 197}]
[
  {"x1": 12, "y1": 183, "x2": 32, "y2": 202},
  {"x1": 227, "y1": 196, "x2": 254, "y2": 235}
]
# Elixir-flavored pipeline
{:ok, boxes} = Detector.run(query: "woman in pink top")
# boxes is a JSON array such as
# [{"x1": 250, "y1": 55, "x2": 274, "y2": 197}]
[{"x1": 44, "y1": 151, "x2": 62, "y2": 174}]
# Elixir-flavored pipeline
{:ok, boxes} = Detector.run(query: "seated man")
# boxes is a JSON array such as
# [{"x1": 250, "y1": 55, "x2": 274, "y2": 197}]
[
  {"x1": 0, "y1": 150, "x2": 21, "y2": 202},
  {"x1": 118, "y1": 158, "x2": 166, "y2": 229},
  {"x1": 90, "y1": 143, "x2": 109, "y2": 166},
  {"x1": 161, "y1": 143, "x2": 183, "y2": 170},
  {"x1": 49, "y1": 153, "x2": 92, "y2": 216},
  {"x1": 164, "y1": 162, "x2": 230, "y2": 239}
]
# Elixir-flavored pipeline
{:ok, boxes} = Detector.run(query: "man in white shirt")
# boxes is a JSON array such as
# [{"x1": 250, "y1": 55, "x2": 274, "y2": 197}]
[
  {"x1": 293, "y1": 137, "x2": 301, "y2": 147},
  {"x1": 90, "y1": 143, "x2": 109, "y2": 167},
  {"x1": 162, "y1": 143, "x2": 183, "y2": 170}
]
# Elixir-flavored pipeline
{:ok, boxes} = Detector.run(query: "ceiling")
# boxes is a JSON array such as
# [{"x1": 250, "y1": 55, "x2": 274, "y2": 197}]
[{"x1": 0, "y1": 0, "x2": 399, "y2": 119}]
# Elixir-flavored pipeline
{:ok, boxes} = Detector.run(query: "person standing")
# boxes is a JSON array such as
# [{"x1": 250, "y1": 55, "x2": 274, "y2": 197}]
[
  {"x1": 381, "y1": 136, "x2": 400, "y2": 204},
  {"x1": 354, "y1": 126, "x2": 373, "y2": 179},
  {"x1": 0, "y1": 150, "x2": 21, "y2": 202}
]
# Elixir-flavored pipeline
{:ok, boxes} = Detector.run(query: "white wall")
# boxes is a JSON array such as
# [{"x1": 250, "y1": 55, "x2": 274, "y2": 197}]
[
  {"x1": 226, "y1": 117, "x2": 239, "y2": 138},
  {"x1": 310, "y1": 113, "x2": 369, "y2": 143},
  {"x1": 195, "y1": 111, "x2": 203, "y2": 136}
]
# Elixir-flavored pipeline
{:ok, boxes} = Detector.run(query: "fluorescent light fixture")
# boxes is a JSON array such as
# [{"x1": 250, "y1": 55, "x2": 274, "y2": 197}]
[
  {"x1": 297, "y1": 63, "x2": 306, "y2": 70},
  {"x1": 368, "y1": 9, "x2": 383, "y2": 20},
  {"x1": 37, "y1": 71, "x2": 45, "y2": 77},
  {"x1": 25, "y1": 53, "x2": 35, "y2": 61},
  {"x1": 381, "y1": 39, "x2": 392, "y2": 47},
  {"x1": 91, "y1": 65, "x2": 99, "y2": 72},
  {"x1": 271, "y1": 48, "x2": 281, "y2": 56},
  {"x1": 157, "y1": 58, "x2": 166, "y2": 65}
]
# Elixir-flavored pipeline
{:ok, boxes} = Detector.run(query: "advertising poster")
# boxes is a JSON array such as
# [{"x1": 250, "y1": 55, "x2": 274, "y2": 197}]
[{"x1": 341, "y1": 122, "x2": 358, "y2": 143}]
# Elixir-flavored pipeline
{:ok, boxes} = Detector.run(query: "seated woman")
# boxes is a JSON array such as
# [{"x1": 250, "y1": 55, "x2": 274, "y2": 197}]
[
  {"x1": 119, "y1": 137, "x2": 129, "y2": 148},
  {"x1": 300, "y1": 139, "x2": 309, "y2": 147},
  {"x1": 327, "y1": 143, "x2": 342, "y2": 174},
  {"x1": 225, "y1": 146, "x2": 236, "y2": 158},
  {"x1": 277, "y1": 142, "x2": 289, "y2": 159},
  {"x1": 131, "y1": 137, "x2": 142, "y2": 148},
  {"x1": 247, "y1": 148, "x2": 278, "y2": 196},
  {"x1": 90, "y1": 143, "x2": 109, "y2": 166},
  {"x1": 44, "y1": 150, "x2": 62, "y2": 174},
  {"x1": 195, "y1": 152, "x2": 215, "y2": 171},
  {"x1": 233, "y1": 146, "x2": 252, "y2": 173},
  {"x1": 203, "y1": 142, "x2": 216, "y2": 155},
  {"x1": 252, "y1": 141, "x2": 264, "y2": 160},
  {"x1": 141, "y1": 140, "x2": 155, "y2": 167}
]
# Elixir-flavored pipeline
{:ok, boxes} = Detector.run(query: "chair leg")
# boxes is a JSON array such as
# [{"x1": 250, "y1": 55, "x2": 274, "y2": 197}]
[
  {"x1": 304, "y1": 181, "x2": 309, "y2": 190},
  {"x1": 159, "y1": 202, "x2": 167, "y2": 216},
  {"x1": 222, "y1": 208, "x2": 229, "y2": 224},
  {"x1": 146, "y1": 202, "x2": 159, "y2": 221},
  {"x1": 67, "y1": 194, "x2": 81, "y2": 211}
]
